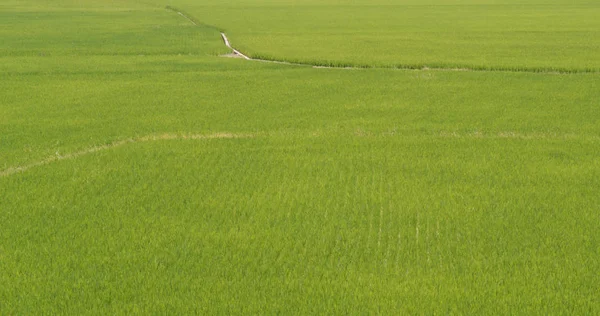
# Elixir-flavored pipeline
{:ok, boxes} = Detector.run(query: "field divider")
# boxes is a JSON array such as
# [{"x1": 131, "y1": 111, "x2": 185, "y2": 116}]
[
  {"x1": 0, "y1": 133, "x2": 255, "y2": 178},
  {"x1": 3, "y1": 130, "x2": 596, "y2": 178}
]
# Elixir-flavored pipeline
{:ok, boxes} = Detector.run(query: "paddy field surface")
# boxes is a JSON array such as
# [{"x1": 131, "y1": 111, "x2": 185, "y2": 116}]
[{"x1": 1, "y1": 0, "x2": 599, "y2": 313}]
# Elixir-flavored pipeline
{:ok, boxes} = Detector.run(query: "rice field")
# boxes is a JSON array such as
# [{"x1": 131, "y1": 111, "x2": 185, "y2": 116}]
[
  {"x1": 171, "y1": 0, "x2": 600, "y2": 72},
  {"x1": 1, "y1": 0, "x2": 599, "y2": 313}
]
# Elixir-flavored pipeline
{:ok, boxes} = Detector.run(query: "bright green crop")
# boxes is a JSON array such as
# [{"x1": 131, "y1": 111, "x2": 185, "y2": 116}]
[{"x1": 1, "y1": 0, "x2": 599, "y2": 313}]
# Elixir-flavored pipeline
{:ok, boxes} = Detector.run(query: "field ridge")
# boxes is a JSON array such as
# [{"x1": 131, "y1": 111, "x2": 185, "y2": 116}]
[{"x1": 4, "y1": 129, "x2": 598, "y2": 178}]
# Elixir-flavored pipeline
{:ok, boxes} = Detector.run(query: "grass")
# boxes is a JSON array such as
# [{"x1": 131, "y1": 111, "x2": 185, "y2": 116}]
[{"x1": 1, "y1": 0, "x2": 599, "y2": 313}]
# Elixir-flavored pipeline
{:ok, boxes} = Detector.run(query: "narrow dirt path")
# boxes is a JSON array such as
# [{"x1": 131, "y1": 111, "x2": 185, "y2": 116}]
[{"x1": 220, "y1": 33, "x2": 251, "y2": 60}]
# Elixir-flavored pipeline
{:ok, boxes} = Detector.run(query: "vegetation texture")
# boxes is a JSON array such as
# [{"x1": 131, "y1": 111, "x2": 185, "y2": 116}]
[
  {"x1": 169, "y1": 0, "x2": 600, "y2": 72},
  {"x1": 1, "y1": 0, "x2": 599, "y2": 314}
]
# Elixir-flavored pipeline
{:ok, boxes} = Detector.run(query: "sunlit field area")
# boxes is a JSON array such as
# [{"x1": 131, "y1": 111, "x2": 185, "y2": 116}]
[
  {"x1": 175, "y1": 0, "x2": 600, "y2": 72},
  {"x1": 1, "y1": 0, "x2": 599, "y2": 313}
]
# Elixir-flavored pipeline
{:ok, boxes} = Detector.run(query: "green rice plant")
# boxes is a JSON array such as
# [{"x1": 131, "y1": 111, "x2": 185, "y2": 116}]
[{"x1": 1, "y1": 0, "x2": 599, "y2": 313}]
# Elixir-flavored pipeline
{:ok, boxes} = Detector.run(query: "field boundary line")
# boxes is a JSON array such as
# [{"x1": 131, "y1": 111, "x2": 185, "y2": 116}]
[
  {"x1": 0, "y1": 132, "x2": 254, "y2": 178},
  {"x1": 166, "y1": 7, "x2": 597, "y2": 75},
  {"x1": 3, "y1": 130, "x2": 596, "y2": 177},
  {"x1": 223, "y1": 36, "x2": 598, "y2": 74},
  {"x1": 165, "y1": 6, "x2": 222, "y2": 32}
]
